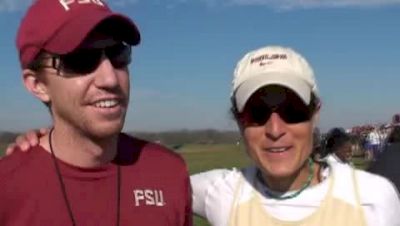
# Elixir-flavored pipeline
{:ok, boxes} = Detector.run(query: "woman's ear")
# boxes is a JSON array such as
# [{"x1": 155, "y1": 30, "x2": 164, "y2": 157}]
[
  {"x1": 22, "y1": 69, "x2": 50, "y2": 103},
  {"x1": 311, "y1": 101, "x2": 322, "y2": 129}
]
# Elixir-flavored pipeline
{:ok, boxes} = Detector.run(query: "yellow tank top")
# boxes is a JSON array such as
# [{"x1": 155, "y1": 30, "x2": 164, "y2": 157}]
[{"x1": 228, "y1": 167, "x2": 367, "y2": 226}]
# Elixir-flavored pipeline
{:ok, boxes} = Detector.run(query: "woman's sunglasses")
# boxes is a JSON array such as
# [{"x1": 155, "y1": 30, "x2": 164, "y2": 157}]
[
  {"x1": 32, "y1": 42, "x2": 131, "y2": 75},
  {"x1": 239, "y1": 88, "x2": 317, "y2": 126}
]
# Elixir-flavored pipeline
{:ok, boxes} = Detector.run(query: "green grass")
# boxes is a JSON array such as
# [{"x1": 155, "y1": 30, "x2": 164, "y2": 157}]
[
  {"x1": 180, "y1": 144, "x2": 251, "y2": 174},
  {"x1": 180, "y1": 144, "x2": 250, "y2": 226},
  {"x1": 0, "y1": 143, "x2": 6, "y2": 157},
  {"x1": 352, "y1": 156, "x2": 371, "y2": 170}
]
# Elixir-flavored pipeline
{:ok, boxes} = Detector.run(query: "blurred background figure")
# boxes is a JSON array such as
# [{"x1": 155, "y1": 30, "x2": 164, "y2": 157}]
[
  {"x1": 368, "y1": 126, "x2": 400, "y2": 192},
  {"x1": 385, "y1": 126, "x2": 400, "y2": 147},
  {"x1": 321, "y1": 128, "x2": 353, "y2": 164},
  {"x1": 365, "y1": 126, "x2": 385, "y2": 161}
]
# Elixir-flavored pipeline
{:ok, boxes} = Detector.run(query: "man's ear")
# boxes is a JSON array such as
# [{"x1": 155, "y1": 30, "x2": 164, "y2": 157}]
[{"x1": 22, "y1": 69, "x2": 50, "y2": 103}]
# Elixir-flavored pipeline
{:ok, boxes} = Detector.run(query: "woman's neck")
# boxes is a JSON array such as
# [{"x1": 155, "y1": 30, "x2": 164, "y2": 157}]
[{"x1": 261, "y1": 161, "x2": 321, "y2": 192}]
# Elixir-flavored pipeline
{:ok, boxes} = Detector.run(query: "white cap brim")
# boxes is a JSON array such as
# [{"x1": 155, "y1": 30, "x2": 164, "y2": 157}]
[{"x1": 234, "y1": 72, "x2": 312, "y2": 112}]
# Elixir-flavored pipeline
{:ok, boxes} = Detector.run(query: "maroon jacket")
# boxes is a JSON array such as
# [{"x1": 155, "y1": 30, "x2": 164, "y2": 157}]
[{"x1": 0, "y1": 133, "x2": 192, "y2": 226}]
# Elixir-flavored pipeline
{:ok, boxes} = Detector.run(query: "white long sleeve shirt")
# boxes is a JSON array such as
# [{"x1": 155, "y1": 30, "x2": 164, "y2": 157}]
[{"x1": 191, "y1": 163, "x2": 400, "y2": 226}]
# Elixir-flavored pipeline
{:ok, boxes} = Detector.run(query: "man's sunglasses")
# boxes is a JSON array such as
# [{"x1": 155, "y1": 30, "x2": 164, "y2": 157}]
[
  {"x1": 239, "y1": 89, "x2": 317, "y2": 125},
  {"x1": 32, "y1": 42, "x2": 131, "y2": 75}
]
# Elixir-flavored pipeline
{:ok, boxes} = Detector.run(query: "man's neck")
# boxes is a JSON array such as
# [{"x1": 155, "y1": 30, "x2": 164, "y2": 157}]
[{"x1": 40, "y1": 126, "x2": 119, "y2": 168}]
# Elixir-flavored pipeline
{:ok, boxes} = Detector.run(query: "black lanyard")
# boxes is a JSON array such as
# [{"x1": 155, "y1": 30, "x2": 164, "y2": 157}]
[{"x1": 49, "y1": 128, "x2": 121, "y2": 226}]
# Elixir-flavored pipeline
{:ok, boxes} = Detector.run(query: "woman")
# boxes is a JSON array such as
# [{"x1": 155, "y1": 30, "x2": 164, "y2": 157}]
[
  {"x1": 5, "y1": 45, "x2": 400, "y2": 226},
  {"x1": 191, "y1": 46, "x2": 400, "y2": 226}
]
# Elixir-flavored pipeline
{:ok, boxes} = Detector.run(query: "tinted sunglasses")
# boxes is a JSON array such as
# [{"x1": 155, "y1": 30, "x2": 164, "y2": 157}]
[
  {"x1": 239, "y1": 91, "x2": 316, "y2": 125},
  {"x1": 35, "y1": 42, "x2": 131, "y2": 75}
]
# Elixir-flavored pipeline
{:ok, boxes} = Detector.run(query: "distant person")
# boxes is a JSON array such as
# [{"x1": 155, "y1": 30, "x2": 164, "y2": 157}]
[
  {"x1": 386, "y1": 126, "x2": 400, "y2": 146},
  {"x1": 322, "y1": 128, "x2": 353, "y2": 164},
  {"x1": 0, "y1": 0, "x2": 192, "y2": 225},
  {"x1": 392, "y1": 114, "x2": 400, "y2": 126},
  {"x1": 369, "y1": 126, "x2": 400, "y2": 192},
  {"x1": 6, "y1": 46, "x2": 400, "y2": 226},
  {"x1": 365, "y1": 127, "x2": 383, "y2": 161}
]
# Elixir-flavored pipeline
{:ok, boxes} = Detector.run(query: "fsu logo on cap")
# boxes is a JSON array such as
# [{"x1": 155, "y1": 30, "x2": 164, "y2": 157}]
[{"x1": 59, "y1": 0, "x2": 105, "y2": 11}]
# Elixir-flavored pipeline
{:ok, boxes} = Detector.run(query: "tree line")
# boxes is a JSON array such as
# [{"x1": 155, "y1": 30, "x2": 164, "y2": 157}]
[
  {"x1": 130, "y1": 129, "x2": 240, "y2": 146},
  {"x1": 0, "y1": 130, "x2": 240, "y2": 147}
]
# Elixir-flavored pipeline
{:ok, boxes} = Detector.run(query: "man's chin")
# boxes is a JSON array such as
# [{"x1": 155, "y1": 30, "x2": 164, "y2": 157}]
[{"x1": 87, "y1": 122, "x2": 125, "y2": 140}]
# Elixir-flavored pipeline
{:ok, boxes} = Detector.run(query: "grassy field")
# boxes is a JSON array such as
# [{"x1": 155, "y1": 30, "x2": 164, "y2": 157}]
[
  {"x1": 179, "y1": 143, "x2": 249, "y2": 226},
  {"x1": 179, "y1": 144, "x2": 251, "y2": 174},
  {"x1": 0, "y1": 143, "x2": 6, "y2": 157},
  {"x1": 0, "y1": 142, "x2": 369, "y2": 226}
]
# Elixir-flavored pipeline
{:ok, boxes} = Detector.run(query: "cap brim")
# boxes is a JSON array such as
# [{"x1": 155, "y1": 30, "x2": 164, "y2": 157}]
[
  {"x1": 234, "y1": 73, "x2": 312, "y2": 112},
  {"x1": 45, "y1": 12, "x2": 140, "y2": 54}
]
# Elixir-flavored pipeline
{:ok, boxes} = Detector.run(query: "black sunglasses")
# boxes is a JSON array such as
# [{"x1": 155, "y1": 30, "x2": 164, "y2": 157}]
[
  {"x1": 34, "y1": 42, "x2": 131, "y2": 75},
  {"x1": 239, "y1": 89, "x2": 316, "y2": 125}
]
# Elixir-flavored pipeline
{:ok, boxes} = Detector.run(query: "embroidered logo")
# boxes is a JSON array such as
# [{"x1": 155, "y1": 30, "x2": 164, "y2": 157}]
[
  {"x1": 59, "y1": 0, "x2": 105, "y2": 11},
  {"x1": 133, "y1": 189, "x2": 166, "y2": 207},
  {"x1": 250, "y1": 54, "x2": 288, "y2": 66}
]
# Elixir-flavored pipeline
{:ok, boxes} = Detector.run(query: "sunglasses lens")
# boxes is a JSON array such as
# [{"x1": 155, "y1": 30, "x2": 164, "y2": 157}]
[
  {"x1": 59, "y1": 43, "x2": 131, "y2": 75},
  {"x1": 278, "y1": 101, "x2": 311, "y2": 124},
  {"x1": 246, "y1": 104, "x2": 272, "y2": 125},
  {"x1": 241, "y1": 95, "x2": 313, "y2": 125},
  {"x1": 106, "y1": 43, "x2": 131, "y2": 69},
  {"x1": 60, "y1": 49, "x2": 102, "y2": 74}
]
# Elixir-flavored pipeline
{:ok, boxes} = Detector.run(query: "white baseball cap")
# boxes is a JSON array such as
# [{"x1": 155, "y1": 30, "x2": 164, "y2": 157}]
[{"x1": 232, "y1": 45, "x2": 319, "y2": 112}]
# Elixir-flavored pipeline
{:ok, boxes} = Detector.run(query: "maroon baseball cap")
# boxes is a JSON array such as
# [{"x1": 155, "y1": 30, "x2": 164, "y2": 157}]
[{"x1": 16, "y1": 0, "x2": 141, "y2": 68}]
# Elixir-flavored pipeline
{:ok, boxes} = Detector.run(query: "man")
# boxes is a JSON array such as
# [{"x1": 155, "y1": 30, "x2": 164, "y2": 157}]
[{"x1": 0, "y1": 0, "x2": 192, "y2": 225}]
